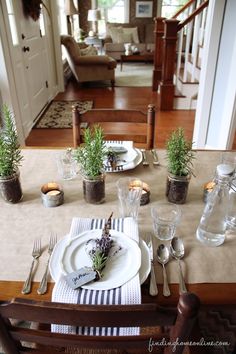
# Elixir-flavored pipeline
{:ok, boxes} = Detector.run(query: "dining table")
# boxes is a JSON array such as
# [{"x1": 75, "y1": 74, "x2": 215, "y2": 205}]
[{"x1": 0, "y1": 147, "x2": 236, "y2": 307}]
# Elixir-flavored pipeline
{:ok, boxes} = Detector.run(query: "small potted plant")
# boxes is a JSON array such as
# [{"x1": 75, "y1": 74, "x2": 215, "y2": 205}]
[
  {"x1": 73, "y1": 125, "x2": 106, "y2": 204},
  {"x1": 0, "y1": 104, "x2": 23, "y2": 203},
  {"x1": 165, "y1": 127, "x2": 195, "y2": 204}
]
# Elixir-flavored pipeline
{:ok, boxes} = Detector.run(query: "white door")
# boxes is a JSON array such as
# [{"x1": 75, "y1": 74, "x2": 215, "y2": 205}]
[
  {"x1": 20, "y1": 7, "x2": 49, "y2": 120},
  {"x1": 2, "y1": 0, "x2": 49, "y2": 136}
]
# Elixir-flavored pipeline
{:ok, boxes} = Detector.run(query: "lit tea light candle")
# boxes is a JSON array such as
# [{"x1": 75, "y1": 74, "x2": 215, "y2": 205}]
[
  {"x1": 41, "y1": 182, "x2": 64, "y2": 207},
  {"x1": 46, "y1": 190, "x2": 61, "y2": 196}
]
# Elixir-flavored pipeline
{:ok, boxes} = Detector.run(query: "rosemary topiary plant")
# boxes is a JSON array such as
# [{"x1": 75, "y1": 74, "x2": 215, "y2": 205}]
[
  {"x1": 73, "y1": 125, "x2": 107, "y2": 204},
  {"x1": 0, "y1": 104, "x2": 23, "y2": 177},
  {"x1": 73, "y1": 125, "x2": 106, "y2": 179},
  {"x1": 166, "y1": 127, "x2": 195, "y2": 177}
]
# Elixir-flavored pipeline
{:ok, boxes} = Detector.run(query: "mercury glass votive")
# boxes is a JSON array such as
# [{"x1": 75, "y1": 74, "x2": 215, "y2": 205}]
[
  {"x1": 41, "y1": 182, "x2": 64, "y2": 207},
  {"x1": 129, "y1": 180, "x2": 150, "y2": 205},
  {"x1": 140, "y1": 182, "x2": 150, "y2": 205}
]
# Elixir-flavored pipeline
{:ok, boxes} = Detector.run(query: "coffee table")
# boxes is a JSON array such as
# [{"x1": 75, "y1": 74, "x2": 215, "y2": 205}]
[{"x1": 120, "y1": 52, "x2": 154, "y2": 71}]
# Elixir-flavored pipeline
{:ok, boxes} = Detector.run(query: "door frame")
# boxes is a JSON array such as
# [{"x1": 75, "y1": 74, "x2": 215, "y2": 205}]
[
  {"x1": 0, "y1": 1, "x2": 25, "y2": 144},
  {"x1": 0, "y1": 0, "x2": 64, "y2": 145}
]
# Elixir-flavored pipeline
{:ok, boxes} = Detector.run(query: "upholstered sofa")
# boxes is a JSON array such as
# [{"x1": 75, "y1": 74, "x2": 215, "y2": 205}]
[
  {"x1": 103, "y1": 22, "x2": 155, "y2": 60},
  {"x1": 61, "y1": 35, "x2": 117, "y2": 87}
]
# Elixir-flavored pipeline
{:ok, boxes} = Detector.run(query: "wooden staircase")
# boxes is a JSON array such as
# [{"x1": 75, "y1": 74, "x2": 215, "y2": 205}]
[{"x1": 152, "y1": 0, "x2": 209, "y2": 110}]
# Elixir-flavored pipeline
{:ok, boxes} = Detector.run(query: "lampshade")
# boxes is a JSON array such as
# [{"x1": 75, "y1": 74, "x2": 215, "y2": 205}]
[
  {"x1": 87, "y1": 9, "x2": 101, "y2": 21},
  {"x1": 64, "y1": 0, "x2": 78, "y2": 16}
]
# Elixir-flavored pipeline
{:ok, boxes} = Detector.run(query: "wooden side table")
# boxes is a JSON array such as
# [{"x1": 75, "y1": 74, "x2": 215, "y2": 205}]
[
  {"x1": 84, "y1": 37, "x2": 104, "y2": 54},
  {"x1": 120, "y1": 52, "x2": 154, "y2": 71}
]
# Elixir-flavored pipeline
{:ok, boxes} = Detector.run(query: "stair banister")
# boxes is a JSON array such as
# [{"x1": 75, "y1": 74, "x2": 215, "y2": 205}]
[
  {"x1": 152, "y1": 17, "x2": 165, "y2": 91},
  {"x1": 172, "y1": 0, "x2": 197, "y2": 19},
  {"x1": 153, "y1": 0, "x2": 209, "y2": 110},
  {"x1": 177, "y1": 0, "x2": 209, "y2": 31},
  {"x1": 190, "y1": 10, "x2": 201, "y2": 82}
]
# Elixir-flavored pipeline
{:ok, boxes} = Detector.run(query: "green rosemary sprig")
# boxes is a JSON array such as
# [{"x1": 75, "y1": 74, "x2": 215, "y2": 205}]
[
  {"x1": 0, "y1": 104, "x2": 23, "y2": 177},
  {"x1": 88, "y1": 213, "x2": 113, "y2": 279}
]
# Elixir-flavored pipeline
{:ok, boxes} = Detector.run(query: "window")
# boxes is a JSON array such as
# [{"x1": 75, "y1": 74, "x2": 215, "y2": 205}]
[
  {"x1": 39, "y1": 11, "x2": 46, "y2": 36},
  {"x1": 98, "y1": 0, "x2": 130, "y2": 35},
  {"x1": 6, "y1": 0, "x2": 18, "y2": 45},
  {"x1": 57, "y1": 0, "x2": 68, "y2": 35},
  {"x1": 57, "y1": 0, "x2": 69, "y2": 60},
  {"x1": 161, "y1": 0, "x2": 187, "y2": 19}
]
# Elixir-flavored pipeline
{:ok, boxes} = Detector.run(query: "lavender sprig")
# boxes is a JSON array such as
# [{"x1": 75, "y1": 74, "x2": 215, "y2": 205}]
[{"x1": 86, "y1": 213, "x2": 114, "y2": 279}]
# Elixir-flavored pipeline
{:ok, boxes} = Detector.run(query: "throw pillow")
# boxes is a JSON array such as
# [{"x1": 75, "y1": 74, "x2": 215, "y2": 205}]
[
  {"x1": 80, "y1": 45, "x2": 98, "y2": 56},
  {"x1": 109, "y1": 27, "x2": 123, "y2": 43},
  {"x1": 117, "y1": 31, "x2": 133, "y2": 43},
  {"x1": 123, "y1": 27, "x2": 140, "y2": 44}
]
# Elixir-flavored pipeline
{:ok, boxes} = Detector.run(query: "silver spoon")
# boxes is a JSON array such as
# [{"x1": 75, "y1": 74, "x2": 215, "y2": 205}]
[
  {"x1": 170, "y1": 237, "x2": 187, "y2": 294},
  {"x1": 157, "y1": 244, "x2": 171, "y2": 297}
]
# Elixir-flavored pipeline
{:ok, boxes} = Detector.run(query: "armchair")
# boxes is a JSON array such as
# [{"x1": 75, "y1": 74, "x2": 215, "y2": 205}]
[{"x1": 60, "y1": 35, "x2": 117, "y2": 87}]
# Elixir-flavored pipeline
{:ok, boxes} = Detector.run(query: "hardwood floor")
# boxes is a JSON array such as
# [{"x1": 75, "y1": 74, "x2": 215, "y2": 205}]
[{"x1": 25, "y1": 77, "x2": 236, "y2": 149}]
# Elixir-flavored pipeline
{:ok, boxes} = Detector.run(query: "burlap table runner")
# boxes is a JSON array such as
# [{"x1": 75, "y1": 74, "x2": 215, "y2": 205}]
[{"x1": 0, "y1": 149, "x2": 235, "y2": 284}]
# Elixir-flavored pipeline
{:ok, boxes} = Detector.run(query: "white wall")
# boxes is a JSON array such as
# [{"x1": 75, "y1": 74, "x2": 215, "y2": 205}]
[
  {"x1": 206, "y1": 0, "x2": 236, "y2": 149},
  {"x1": 193, "y1": 0, "x2": 236, "y2": 150}
]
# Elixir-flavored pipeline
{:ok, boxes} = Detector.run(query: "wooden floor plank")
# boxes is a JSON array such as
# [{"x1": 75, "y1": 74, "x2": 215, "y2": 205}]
[{"x1": 25, "y1": 78, "x2": 236, "y2": 149}]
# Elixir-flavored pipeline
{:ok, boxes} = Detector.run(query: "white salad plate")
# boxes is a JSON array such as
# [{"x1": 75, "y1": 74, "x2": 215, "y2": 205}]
[
  {"x1": 104, "y1": 141, "x2": 142, "y2": 172},
  {"x1": 49, "y1": 232, "x2": 150, "y2": 288}
]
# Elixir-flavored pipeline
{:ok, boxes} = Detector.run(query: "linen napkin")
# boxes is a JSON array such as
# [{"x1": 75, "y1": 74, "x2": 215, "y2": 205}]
[{"x1": 52, "y1": 217, "x2": 141, "y2": 335}]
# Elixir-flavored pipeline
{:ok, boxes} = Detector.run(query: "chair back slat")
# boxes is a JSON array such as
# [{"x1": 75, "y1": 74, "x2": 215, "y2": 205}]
[
  {"x1": 0, "y1": 293, "x2": 200, "y2": 354},
  {"x1": 1, "y1": 301, "x2": 177, "y2": 327},
  {"x1": 72, "y1": 104, "x2": 156, "y2": 149}
]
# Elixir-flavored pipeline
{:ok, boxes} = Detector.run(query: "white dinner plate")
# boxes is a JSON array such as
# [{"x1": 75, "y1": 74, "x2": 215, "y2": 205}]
[
  {"x1": 49, "y1": 234, "x2": 150, "y2": 286},
  {"x1": 59, "y1": 229, "x2": 141, "y2": 290}
]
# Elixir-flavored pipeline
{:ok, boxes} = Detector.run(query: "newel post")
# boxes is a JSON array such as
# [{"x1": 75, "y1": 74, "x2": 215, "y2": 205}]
[
  {"x1": 160, "y1": 19, "x2": 179, "y2": 110},
  {"x1": 152, "y1": 17, "x2": 165, "y2": 91}
]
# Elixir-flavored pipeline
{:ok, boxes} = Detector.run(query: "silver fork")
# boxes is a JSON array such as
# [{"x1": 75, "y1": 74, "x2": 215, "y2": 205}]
[
  {"x1": 22, "y1": 239, "x2": 41, "y2": 294},
  {"x1": 141, "y1": 149, "x2": 149, "y2": 166},
  {"x1": 37, "y1": 233, "x2": 57, "y2": 295}
]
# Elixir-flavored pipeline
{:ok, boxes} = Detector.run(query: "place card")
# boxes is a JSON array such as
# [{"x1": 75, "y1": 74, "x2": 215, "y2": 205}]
[{"x1": 65, "y1": 267, "x2": 97, "y2": 289}]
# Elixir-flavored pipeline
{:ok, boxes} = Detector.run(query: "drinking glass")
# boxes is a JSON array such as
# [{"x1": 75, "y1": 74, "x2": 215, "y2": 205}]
[
  {"x1": 116, "y1": 177, "x2": 143, "y2": 220},
  {"x1": 56, "y1": 149, "x2": 77, "y2": 180},
  {"x1": 151, "y1": 202, "x2": 181, "y2": 241}
]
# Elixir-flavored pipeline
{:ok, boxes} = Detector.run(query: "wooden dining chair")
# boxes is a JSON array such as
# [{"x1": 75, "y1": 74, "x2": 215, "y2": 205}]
[
  {"x1": 0, "y1": 292, "x2": 201, "y2": 354},
  {"x1": 72, "y1": 104, "x2": 156, "y2": 150}
]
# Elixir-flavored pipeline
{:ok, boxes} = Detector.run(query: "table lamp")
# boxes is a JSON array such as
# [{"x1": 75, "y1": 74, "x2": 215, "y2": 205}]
[{"x1": 87, "y1": 9, "x2": 101, "y2": 37}]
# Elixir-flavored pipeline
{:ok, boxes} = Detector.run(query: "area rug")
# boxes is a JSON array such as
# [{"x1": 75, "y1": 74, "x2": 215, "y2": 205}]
[
  {"x1": 34, "y1": 100, "x2": 93, "y2": 129},
  {"x1": 115, "y1": 63, "x2": 153, "y2": 87}
]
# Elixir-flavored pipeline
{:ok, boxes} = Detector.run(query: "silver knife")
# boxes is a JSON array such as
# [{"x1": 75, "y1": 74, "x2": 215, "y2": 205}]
[
  {"x1": 141, "y1": 149, "x2": 149, "y2": 166},
  {"x1": 147, "y1": 234, "x2": 158, "y2": 296},
  {"x1": 151, "y1": 149, "x2": 160, "y2": 166}
]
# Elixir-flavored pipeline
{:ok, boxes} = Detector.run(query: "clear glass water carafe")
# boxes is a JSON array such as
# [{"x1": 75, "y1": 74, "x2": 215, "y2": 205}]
[
  {"x1": 226, "y1": 177, "x2": 236, "y2": 230},
  {"x1": 196, "y1": 164, "x2": 233, "y2": 247}
]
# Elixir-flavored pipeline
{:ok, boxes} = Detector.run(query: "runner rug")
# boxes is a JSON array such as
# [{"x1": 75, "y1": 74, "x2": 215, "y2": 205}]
[{"x1": 34, "y1": 100, "x2": 93, "y2": 129}]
